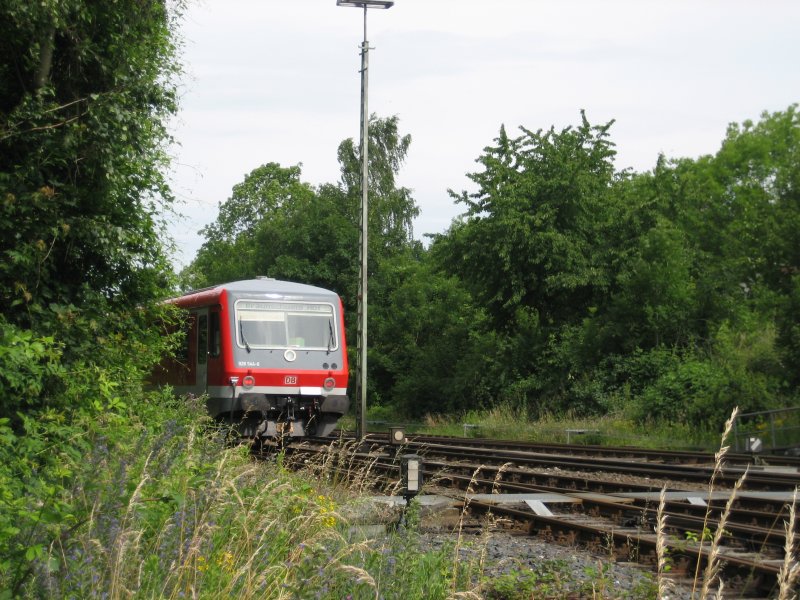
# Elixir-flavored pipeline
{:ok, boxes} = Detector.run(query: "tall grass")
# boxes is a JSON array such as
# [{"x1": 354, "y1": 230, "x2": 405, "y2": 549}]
[
  {"x1": 778, "y1": 488, "x2": 800, "y2": 600},
  {"x1": 404, "y1": 402, "x2": 721, "y2": 450},
  {"x1": 15, "y1": 401, "x2": 471, "y2": 599},
  {"x1": 648, "y1": 407, "x2": 799, "y2": 600},
  {"x1": 16, "y1": 398, "x2": 798, "y2": 599}
]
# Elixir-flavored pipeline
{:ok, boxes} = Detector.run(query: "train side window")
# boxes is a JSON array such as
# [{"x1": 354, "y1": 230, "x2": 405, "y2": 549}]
[
  {"x1": 197, "y1": 314, "x2": 208, "y2": 365},
  {"x1": 209, "y1": 312, "x2": 221, "y2": 358},
  {"x1": 175, "y1": 315, "x2": 191, "y2": 363}
]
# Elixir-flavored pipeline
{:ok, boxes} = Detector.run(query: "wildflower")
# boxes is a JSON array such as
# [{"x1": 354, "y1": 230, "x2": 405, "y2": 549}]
[
  {"x1": 196, "y1": 556, "x2": 208, "y2": 573},
  {"x1": 317, "y1": 495, "x2": 337, "y2": 527},
  {"x1": 216, "y1": 551, "x2": 235, "y2": 573}
]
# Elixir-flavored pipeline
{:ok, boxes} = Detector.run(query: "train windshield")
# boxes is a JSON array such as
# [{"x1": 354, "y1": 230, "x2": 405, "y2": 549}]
[{"x1": 235, "y1": 301, "x2": 337, "y2": 351}]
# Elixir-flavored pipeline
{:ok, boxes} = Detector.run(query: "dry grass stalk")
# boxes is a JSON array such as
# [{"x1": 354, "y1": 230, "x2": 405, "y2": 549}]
[
  {"x1": 335, "y1": 564, "x2": 378, "y2": 598},
  {"x1": 691, "y1": 406, "x2": 739, "y2": 599},
  {"x1": 109, "y1": 451, "x2": 152, "y2": 598},
  {"x1": 462, "y1": 462, "x2": 513, "y2": 597},
  {"x1": 453, "y1": 466, "x2": 483, "y2": 594},
  {"x1": 656, "y1": 486, "x2": 674, "y2": 599},
  {"x1": 491, "y1": 462, "x2": 513, "y2": 496},
  {"x1": 778, "y1": 487, "x2": 800, "y2": 600},
  {"x1": 344, "y1": 439, "x2": 366, "y2": 481},
  {"x1": 699, "y1": 466, "x2": 747, "y2": 599},
  {"x1": 355, "y1": 452, "x2": 384, "y2": 493}
]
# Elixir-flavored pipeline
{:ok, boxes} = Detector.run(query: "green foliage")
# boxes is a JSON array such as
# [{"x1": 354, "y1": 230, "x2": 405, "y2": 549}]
[
  {"x1": 338, "y1": 115, "x2": 419, "y2": 250},
  {"x1": 0, "y1": 5, "x2": 185, "y2": 593},
  {"x1": 184, "y1": 115, "x2": 419, "y2": 293},
  {"x1": 2, "y1": 395, "x2": 468, "y2": 598},
  {"x1": 426, "y1": 107, "x2": 800, "y2": 427},
  {"x1": 0, "y1": 317, "x2": 64, "y2": 409},
  {"x1": 634, "y1": 316, "x2": 784, "y2": 424},
  {"x1": 185, "y1": 106, "x2": 800, "y2": 429},
  {"x1": 371, "y1": 258, "x2": 504, "y2": 416},
  {"x1": 186, "y1": 163, "x2": 318, "y2": 287},
  {"x1": 0, "y1": 307, "x2": 183, "y2": 592},
  {"x1": 0, "y1": 0, "x2": 183, "y2": 432},
  {"x1": 427, "y1": 113, "x2": 626, "y2": 413},
  {"x1": 484, "y1": 559, "x2": 656, "y2": 599},
  {"x1": 433, "y1": 113, "x2": 618, "y2": 329},
  {"x1": 1, "y1": 0, "x2": 181, "y2": 331},
  {"x1": 602, "y1": 218, "x2": 696, "y2": 351}
]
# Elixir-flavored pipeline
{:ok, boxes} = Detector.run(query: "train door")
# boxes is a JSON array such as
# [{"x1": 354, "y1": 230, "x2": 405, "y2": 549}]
[
  {"x1": 206, "y1": 307, "x2": 223, "y2": 386},
  {"x1": 194, "y1": 309, "x2": 209, "y2": 395}
]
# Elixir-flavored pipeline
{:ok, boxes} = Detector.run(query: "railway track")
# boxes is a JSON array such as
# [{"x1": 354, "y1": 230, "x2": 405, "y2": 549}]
[
  {"x1": 404, "y1": 439, "x2": 800, "y2": 492},
  {"x1": 406, "y1": 433, "x2": 800, "y2": 469},
  {"x1": 267, "y1": 435, "x2": 800, "y2": 598}
]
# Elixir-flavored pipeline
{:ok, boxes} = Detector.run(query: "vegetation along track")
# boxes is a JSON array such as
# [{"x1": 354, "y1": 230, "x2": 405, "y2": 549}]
[{"x1": 267, "y1": 435, "x2": 800, "y2": 598}]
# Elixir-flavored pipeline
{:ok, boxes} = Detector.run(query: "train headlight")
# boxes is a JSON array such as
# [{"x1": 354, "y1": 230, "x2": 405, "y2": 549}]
[
  {"x1": 323, "y1": 377, "x2": 336, "y2": 391},
  {"x1": 242, "y1": 375, "x2": 255, "y2": 389}
]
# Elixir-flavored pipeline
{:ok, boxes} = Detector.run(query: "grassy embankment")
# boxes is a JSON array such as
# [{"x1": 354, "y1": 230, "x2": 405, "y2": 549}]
[
  {"x1": 9, "y1": 393, "x2": 661, "y2": 599},
  {"x1": 8, "y1": 395, "x2": 463, "y2": 599},
  {"x1": 359, "y1": 402, "x2": 724, "y2": 450},
  {"x1": 10, "y1": 397, "x2": 799, "y2": 599}
]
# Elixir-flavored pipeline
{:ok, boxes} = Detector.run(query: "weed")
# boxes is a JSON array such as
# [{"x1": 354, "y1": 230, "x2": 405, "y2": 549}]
[{"x1": 413, "y1": 403, "x2": 720, "y2": 450}]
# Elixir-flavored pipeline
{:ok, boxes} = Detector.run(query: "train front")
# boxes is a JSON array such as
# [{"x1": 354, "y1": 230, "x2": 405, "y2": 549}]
[{"x1": 212, "y1": 282, "x2": 349, "y2": 438}]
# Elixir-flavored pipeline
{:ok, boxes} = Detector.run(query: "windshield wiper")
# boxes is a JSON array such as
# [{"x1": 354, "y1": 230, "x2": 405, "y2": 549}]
[
  {"x1": 239, "y1": 320, "x2": 251, "y2": 353},
  {"x1": 327, "y1": 318, "x2": 334, "y2": 355}
]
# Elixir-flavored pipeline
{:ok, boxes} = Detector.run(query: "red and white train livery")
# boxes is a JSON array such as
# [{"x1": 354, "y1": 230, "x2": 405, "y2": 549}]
[{"x1": 154, "y1": 277, "x2": 349, "y2": 437}]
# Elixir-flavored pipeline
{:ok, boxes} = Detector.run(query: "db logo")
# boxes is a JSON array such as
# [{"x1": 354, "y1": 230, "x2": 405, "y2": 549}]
[{"x1": 284, "y1": 376, "x2": 298, "y2": 385}]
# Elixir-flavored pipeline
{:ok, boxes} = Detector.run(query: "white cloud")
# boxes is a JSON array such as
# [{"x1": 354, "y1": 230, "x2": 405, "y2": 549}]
[{"x1": 166, "y1": 0, "x2": 800, "y2": 266}]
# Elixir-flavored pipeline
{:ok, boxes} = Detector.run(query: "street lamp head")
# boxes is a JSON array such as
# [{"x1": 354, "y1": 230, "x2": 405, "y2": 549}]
[{"x1": 336, "y1": 0, "x2": 394, "y2": 8}]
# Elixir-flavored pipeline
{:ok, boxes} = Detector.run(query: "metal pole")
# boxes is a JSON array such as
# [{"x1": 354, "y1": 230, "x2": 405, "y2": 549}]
[{"x1": 356, "y1": 6, "x2": 369, "y2": 441}]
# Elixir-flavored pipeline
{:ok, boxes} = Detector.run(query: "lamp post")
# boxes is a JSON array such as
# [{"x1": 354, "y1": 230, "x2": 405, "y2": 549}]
[{"x1": 337, "y1": 0, "x2": 393, "y2": 442}]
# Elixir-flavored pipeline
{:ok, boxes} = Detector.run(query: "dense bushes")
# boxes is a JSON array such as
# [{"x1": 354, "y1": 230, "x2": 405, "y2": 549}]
[
  {"x1": 183, "y1": 107, "x2": 800, "y2": 431},
  {"x1": 2, "y1": 396, "x2": 474, "y2": 598},
  {"x1": 425, "y1": 107, "x2": 799, "y2": 428},
  {"x1": 0, "y1": 1, "x2": 185, "y2": 593},
  {"x1": 0, "y1": 305, "x2": 182, "y2": 594}
]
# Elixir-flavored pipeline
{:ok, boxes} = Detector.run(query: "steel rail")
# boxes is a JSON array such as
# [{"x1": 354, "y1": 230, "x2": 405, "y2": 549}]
[
  {"x1": 277, "y1": 443, "x2": 792, "y2": 597},
  {"x1": 400, "y1": 440, "x2": 800, "y2": 491},
  {"x1": 406, "y1": 433, "x2": 800, "y2": 468},
  {"x1": 271, "y1": 439, "x2": 797, "y2": 597}
]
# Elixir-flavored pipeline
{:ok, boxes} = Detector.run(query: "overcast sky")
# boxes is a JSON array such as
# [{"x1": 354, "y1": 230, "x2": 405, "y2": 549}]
[{"x1": 167, "y1": 0, "x2": 800, "y2": 267}]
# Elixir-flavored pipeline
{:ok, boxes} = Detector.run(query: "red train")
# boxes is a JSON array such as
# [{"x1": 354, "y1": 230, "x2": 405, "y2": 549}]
[{"x1": 153, "y1": 277, "x2": 349, "y2": 437}]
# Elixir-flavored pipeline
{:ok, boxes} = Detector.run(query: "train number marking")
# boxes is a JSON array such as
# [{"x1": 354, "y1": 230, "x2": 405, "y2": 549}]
[
  {"x1": 238, "y1": 361, "x2": 260, "y2": 367},
  {"x1": 284, "y1": 376, "x2": 298, "y2": 385}
]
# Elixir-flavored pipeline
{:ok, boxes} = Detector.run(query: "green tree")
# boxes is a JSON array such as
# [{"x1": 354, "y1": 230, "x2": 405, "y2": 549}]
[
  {"x1": 0, "y1": 0, "x2": 182, "y2": 424},
  {"x1": 337, "y1": 115, "x2": 419, "y2": 251},
  {"x1": 601, "y1": 218, "x2": 696, "y2": 351},
  {"x1": 186, "y1": 163, "x2": 318, "y2": 288},
  {"x1": 1, "y1": 0, "x2": 180, "y2": 329},
  {"x1": 705, "y1": 107, "x2": 800, "y2": 384},
  {"x1": 429, "y1": 113, "x2": 621, "y2": 410},
  {"x1": 367, "y1": 251, "x2": 505, "y2": 416},
  {"x1": 434, "y1": 114, "x2": 618, "y2": 330},
  {"x1": 638, "y1": 107, "x2": 800, "y2": 389},
  {"x1": 184, "y1": 116, "x2": 422, "y2": 409},
  {"x1": 185, "y1": 115, "x2": 420, "y2": 292},
  {"x1": 0, "y1": 1, "x2": 183, "y2": 592}
]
